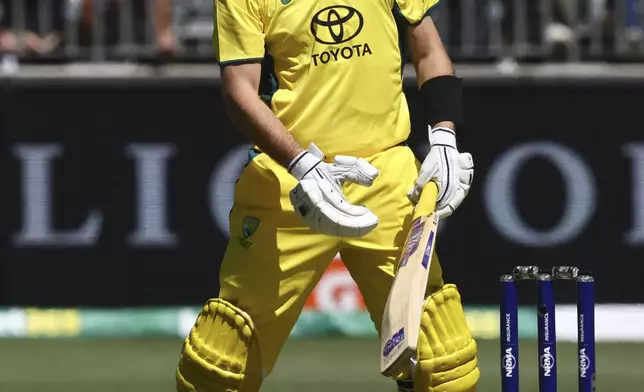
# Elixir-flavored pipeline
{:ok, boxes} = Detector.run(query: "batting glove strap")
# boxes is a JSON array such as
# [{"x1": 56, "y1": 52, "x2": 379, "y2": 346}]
[
  {"x1": 288, "y1": 145, "x2": 324, "y2": 181},
  {"x1": 429, "y1": 126, "x2": 457, "y2": 149}
]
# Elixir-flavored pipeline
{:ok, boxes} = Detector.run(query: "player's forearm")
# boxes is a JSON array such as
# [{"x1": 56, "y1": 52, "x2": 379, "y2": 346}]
[
  {"x1": 408, "y1": 17, "x2": 461, "y2": 131},
  {"x1": 223, "y1": 83, "x2": 303, "y2": 168}
]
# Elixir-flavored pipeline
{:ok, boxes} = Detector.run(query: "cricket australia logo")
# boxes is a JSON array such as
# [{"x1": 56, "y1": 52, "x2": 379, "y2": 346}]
[
  {"x1": 503, "y1": 347, "x2": 517, "y2": 377},
  {"x1": 540, "y1": 347, "x2": 555, "y2": 376},
  {"x1": 238, "y1": 216, "x2": 260, "y2": 249}
]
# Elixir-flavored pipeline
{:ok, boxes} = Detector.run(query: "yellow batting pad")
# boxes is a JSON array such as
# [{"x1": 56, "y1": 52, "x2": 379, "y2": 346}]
[
  {"x1": 415, "y1": 285, "x2": 480, "y2": 392},
  {"x1": 176, "y1": 299, "x2": 263, "y2": 392}
]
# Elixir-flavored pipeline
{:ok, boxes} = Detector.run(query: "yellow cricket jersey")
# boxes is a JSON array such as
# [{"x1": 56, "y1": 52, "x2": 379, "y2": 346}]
[{"x1": 214, "y1": 0, "x2": 439, "y2": 156}]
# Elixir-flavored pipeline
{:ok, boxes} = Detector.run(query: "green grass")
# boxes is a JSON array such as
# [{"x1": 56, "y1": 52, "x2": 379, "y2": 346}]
[{"x1": 0, "y1": 338, "x2": 640, "y2": 391}]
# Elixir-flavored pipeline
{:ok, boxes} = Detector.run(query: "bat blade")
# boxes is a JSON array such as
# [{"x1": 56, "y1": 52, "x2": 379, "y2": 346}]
[{"x1": 380, "y1": 183, "x2": 439, "y2": 377}]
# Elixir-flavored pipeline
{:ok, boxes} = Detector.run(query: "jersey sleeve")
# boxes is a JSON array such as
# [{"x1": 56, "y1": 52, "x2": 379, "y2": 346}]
[
  {"x1": 213, "y1": 0, "x2": 266, "y2": 64},
  {"x1": 394, "y1": 0, "x2": 440, "y2": 25}
]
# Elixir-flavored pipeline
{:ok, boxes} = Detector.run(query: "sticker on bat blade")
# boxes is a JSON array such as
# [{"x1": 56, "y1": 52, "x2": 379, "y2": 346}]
[
  {"x1": 421, "y1": 230, "x2": 435, "y2": 269},
  {"x1": 399, "y1": 217, "x2": 424, "y2": 268},
  {"x1": 383, "y1": 327, "x2": 405, "y2": 357}
]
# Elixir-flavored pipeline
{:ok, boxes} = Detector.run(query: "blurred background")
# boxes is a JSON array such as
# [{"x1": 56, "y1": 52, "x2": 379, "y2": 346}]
[{"x1": 1, "y1": 0, "x2": 644, "y2": 391}]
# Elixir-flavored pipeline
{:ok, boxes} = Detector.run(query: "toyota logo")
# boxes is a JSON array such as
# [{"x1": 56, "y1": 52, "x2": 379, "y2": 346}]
[{"x1": 310, "y1": 5, "x2": 364, "y2": 45}]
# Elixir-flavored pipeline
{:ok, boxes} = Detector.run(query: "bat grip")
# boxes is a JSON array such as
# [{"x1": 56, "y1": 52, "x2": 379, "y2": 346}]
[{"x1": 413, "y1": 181, "x2": 439, "y2": 219}]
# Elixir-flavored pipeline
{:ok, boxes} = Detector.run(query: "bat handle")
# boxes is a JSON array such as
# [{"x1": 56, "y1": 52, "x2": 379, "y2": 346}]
[{"x1": 414, "y1": 181, "x2": 439, "y2": 219}]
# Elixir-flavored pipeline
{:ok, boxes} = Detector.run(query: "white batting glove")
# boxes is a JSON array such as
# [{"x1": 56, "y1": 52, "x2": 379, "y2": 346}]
[
  {"x1": 289, "y1": 143, "x2": 380, "y2": 237},
  {"x1": 408, "y1": 126, "x2": 474, "y2": 218}
]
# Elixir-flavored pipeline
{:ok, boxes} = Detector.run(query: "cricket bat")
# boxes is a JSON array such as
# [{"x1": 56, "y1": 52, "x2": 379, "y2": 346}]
[{"x1": 380, "y1": 181, "x2": 439, "y2": 377}]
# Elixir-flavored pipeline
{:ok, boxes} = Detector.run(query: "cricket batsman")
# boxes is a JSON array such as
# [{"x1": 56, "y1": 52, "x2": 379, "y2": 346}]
[{"x1": 176, "y1": 0, "x2": 478, "y2": 391}]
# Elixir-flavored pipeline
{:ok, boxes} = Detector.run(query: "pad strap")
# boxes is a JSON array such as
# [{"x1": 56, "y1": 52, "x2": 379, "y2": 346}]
[{"x1": 396, "y1": 378, "x2": 414, "y2": 391}]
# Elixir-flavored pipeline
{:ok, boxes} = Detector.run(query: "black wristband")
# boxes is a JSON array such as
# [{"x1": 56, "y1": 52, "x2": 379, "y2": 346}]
[{"x1": 420, "y1": 75, "x2": 463, "y2": 128}]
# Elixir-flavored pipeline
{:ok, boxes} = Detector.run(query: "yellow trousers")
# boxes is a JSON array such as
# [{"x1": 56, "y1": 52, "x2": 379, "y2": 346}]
[{"x1": 220, "y1": 145, "x2": 445, "y2": 375}]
